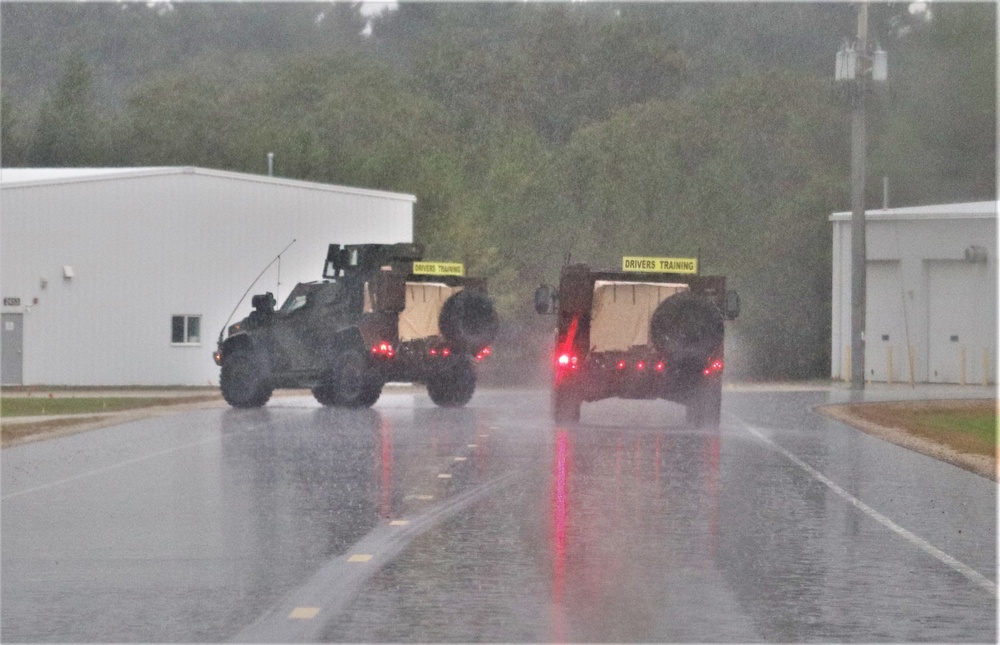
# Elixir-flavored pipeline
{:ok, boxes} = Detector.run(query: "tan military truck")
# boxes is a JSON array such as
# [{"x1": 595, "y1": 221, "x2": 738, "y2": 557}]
[{"x1": 535, "y1": 256, "x2": 739, "y2": 426}]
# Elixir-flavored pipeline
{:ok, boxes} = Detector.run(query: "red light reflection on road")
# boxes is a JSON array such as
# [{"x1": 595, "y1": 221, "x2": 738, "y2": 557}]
[
  {"x1": 475, "y1": 420, "x2": 490, "y2": 476},
  {"x1": 378, "y1": 418, "x2": 395, "y2": 518},
  {"x1": 550, "y1": 429, "x2": 573, "y2": 641},
  {"x1": 704, "y1": 435, "x2": 720, "y2": 558},
  {"x1": 654, "y1": 434, "x2": 662, "y2": 484},
  {"x1": 546, "y1": 427, "x2": 721, "y2": 641}
]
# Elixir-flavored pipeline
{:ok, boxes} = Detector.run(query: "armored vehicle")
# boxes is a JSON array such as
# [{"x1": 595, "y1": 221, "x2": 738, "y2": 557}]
[
  {"x1": 215, "y1": 243, "x2": 498, "y2": 409},
  {"x1": 534, "y1": 256, "x2": 739, "y2": 426}
]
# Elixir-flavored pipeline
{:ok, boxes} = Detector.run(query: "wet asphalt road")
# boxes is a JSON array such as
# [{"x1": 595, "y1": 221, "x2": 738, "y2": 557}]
[{"x1": 2, "y1": 386, "x2": 996, "y2": 643}]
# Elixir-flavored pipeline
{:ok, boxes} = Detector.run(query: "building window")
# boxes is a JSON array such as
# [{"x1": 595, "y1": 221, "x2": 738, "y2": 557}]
[{"x1": 171, "y1": 315, "x2": 201, "y2": 345}]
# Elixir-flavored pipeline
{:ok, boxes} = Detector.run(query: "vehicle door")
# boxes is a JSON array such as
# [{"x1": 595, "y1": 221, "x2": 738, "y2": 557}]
[
  {"x1": 268, "y1": 283, "x2": 323, "y2": 374},
  {"x1": 298, "y1": 280, "x2": 357, "y2": 366}
]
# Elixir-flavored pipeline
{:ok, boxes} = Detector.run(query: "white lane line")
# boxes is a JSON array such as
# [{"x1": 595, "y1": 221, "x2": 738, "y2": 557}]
[
  {"x1": 1, "y1": 435, "x2": 220, "y2": 500},
  {"x1": 742, "y1": 424, "x2": 997, "y2": 598},
  {"x1": 2, "y1": 414, "x2": 278, "y2": 501}
]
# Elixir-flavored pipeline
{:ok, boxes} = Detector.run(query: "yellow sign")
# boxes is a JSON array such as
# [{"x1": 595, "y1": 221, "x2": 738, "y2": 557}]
[
  {"x1": 413, "y1": 261, "x2": 465, "y2": 276},
  {"x1": 622, "y1": 256, "x2": 698, "y2": 274}
]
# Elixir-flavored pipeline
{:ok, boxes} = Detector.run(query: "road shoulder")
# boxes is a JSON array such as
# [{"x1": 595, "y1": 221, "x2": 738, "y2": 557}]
[{"x1": 815, "y1": 402, "x2": 996, "y2": 482}]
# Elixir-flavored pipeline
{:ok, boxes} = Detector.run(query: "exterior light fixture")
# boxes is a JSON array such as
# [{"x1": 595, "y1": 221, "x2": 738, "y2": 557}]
[{"x1": 965, "y1": 246, "x2": 988, "y2": 263}]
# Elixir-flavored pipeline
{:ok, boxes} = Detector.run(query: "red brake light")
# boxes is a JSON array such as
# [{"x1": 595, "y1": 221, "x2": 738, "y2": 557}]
[
  {"x1": 703, "y1": 359, "x2": 724, "y2": 376},
  {"x1": 656, "y1": 361, "x2": 665, "y2": 372},
  {"x1": 556, "y1": 353, "x2": 578, "y2": 369},
  {"x1": 636, "y1": 361, "x2": 645, "y2": 371},
  {"x1": 616, "y1": 360, "x2": 626, "y2": 370},
  {"x1": 429, "y1": 348, "x2": 438, "y2": 356},
  {"x1": 372, "y1": 342, "x2": 395, "y2": 358},
  {"x1": 442, "y1": 347, "x2": 451, "y2": 357}
]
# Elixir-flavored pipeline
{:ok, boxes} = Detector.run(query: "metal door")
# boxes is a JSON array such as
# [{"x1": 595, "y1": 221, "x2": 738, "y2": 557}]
[
  {"x1": 865, "y1": 260, "x2": 908, "y2": 383},
  {"x1": 927, "y1": 260, "x2": 987, "y2": 384},
  {"x1": 2, "y1": 313, "x2": 24, "y2": 385}
]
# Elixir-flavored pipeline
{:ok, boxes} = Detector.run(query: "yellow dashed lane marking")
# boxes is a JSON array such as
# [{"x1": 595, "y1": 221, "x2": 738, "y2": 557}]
[
  {"x1": 454, "y1": 456, "x2": 467, "y2": 462},
  {"x1": 289, "y1": 607, "x2": 320, "y2": 619},
  {"x1": 438, "y1": 473, "x2": 452, "y2": 479},
  {"x1": 390, "y1": 520, "x2": 409, "y2": 526},
  {"x1": 347, "y1": 554, "x2": 373, "y2": 563}
]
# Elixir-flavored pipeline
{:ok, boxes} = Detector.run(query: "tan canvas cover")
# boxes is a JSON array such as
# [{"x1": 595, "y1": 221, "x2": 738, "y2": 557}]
[
  {"x1": 399, "y1": 282, "x2": 464, "y2": 341},
  {"x1": 589, "y1": 281, "x2": 689, "y2": 351}
]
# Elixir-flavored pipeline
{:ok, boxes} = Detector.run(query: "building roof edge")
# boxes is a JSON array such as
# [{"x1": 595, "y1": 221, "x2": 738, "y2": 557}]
[
  {"x1": 0, "y1": 166, "x2": 418, "y2": 203},
  {"x1": 829, "y1": 201, "x2": 998, "y2": 222}
]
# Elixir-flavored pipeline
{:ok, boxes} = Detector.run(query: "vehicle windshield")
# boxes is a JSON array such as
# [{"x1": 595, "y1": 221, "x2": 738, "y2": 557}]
[{"x1": 279, "y1": 283, "x2": 321, "y2": 313}]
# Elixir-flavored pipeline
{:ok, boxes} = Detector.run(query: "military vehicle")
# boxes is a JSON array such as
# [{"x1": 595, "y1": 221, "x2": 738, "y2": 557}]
[
  {"x1": 534, "y1": 256, "x2": 740, "y2": 426},
  {"x1": 215, "y1": 243, "x2": 498, "y2": 409}
]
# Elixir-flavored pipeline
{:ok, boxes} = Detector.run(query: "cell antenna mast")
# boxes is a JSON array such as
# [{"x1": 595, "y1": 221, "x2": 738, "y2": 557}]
[{"x1": 218, "y1": 239, "x2": 297, "y2": 344}]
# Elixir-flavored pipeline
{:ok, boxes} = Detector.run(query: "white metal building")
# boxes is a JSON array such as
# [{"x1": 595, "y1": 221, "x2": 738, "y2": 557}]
[
  {"x1": 830, "y1": 201, "x2": 997, "y2": 385},
  {"x1": 1, "y1": 167, "x2": 415, "y2": 386}
]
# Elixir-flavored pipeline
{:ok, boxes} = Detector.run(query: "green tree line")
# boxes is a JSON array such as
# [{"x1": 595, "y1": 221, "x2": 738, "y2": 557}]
[{"x1": 1, "y1": 2, "x2": 994, "y2": 380}]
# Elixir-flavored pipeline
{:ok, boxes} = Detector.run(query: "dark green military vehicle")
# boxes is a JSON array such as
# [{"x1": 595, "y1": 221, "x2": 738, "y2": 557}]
[{"x1": 215, "y1": 243, "x2": 498, "y2": 409}]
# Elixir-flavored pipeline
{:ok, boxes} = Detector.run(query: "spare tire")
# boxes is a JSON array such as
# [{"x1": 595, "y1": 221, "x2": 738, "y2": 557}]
[
  {"x1": 649, "y1": 292, "x2": 724, "y2": 360},
  {"x1": 439, "y1": 290, "x2": 499, "y2": 353}
]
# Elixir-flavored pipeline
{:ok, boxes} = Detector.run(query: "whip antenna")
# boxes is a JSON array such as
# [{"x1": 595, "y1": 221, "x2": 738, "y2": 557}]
[{"x1": 217, "y1": 239, "x2": 297, "y2": 344}]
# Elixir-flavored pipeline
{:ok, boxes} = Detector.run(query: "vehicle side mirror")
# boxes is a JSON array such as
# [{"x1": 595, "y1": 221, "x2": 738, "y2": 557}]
[
  {"x1": 251, "y1": 292, "x2": 275, "y2": 314},
  {"x1": 724, "y1": 290, "x2": 740, "y2": 320},
  {"x1": 534, "y1": 284, "x2": 557, "y2": 315}
]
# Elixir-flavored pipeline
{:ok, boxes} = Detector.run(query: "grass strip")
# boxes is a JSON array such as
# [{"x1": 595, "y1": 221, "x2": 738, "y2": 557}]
[
  {"x1": 2, "y1": 416, "x2": 104, "y2": 445},
  {"x1": 844, "y1": 401, "x2": 996, "y2": 458},
  {"x1": 1, "y1": 395, "x2": 219, "y2": 417}
]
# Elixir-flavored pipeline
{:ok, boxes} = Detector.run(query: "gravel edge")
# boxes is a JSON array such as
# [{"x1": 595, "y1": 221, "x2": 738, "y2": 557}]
[{"x1": 815, "y1": 404, "x2": 997, "y2": 482}]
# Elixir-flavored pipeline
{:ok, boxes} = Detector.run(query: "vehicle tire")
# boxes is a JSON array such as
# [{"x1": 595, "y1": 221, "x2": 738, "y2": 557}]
[
  {"x1": 427, "y1": 357, "x2": 476, "y2": 408},
  {"x1": 220, "y1": 347, "x2": 272, "y2": 408},
  {"x1": 313, "y1": 347, "x2": 372, "y2": 408},
  {"x1": 333, "y1": 347, "x2": 371, "y2": 408},
  {"x1": 686, "y1": 379, "x2": 722, "y2": 429},
  {"x1": 356, "y1": 377, "x2": 384, "y2": 408},
  {"x1": 650, "y1": 292, "x2": 724, "y2": 360},
  {"x1": 312, "y1": 384, "x2": 338, "y2": 407},
  {"x1": 553, "y1": 386, "x2": 581, "y2": 423},
  {"x1": 439, "y1": 290, "x2": 499, "y2": 353}
]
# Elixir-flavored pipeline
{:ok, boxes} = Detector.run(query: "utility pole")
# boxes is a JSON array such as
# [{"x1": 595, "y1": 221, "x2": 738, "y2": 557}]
[
  {"x1": 836, "y1": 3, "x2": 886, "y2": 390},
  {"x1": 850, "y1": 3, "x2": 868, "y2": 390}
]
